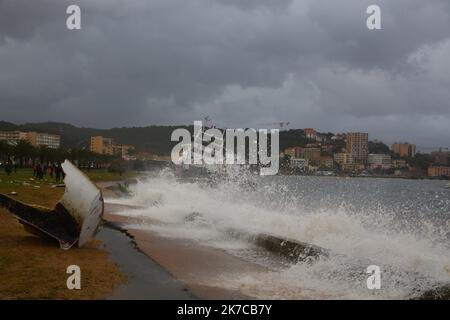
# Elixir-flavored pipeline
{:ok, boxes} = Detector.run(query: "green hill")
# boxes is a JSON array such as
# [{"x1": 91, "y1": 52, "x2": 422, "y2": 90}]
[
  {"x1": 0, "y1": 121, "x2": 390, "y2": 156},
  {"x1": 0, "y1": 121, "x2": 192, "y2": 155}
]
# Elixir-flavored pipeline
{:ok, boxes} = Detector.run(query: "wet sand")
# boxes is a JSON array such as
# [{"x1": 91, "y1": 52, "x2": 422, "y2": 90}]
[
  {"x1": 103, "y1": 205, "x2": 267, "y2": 299},
  {"x1": 96, "y1": 226, "x2": 196, "y2": 300}
]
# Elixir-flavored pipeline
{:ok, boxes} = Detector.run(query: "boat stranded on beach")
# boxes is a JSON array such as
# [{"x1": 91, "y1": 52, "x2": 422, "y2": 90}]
[{"x1": 0, "y1": 160, "x2": 103, "y2": 250}]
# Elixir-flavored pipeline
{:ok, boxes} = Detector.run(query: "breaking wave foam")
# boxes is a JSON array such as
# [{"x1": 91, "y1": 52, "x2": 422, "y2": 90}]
[{"x1": 108, "y1": 169, "x2": 450, "y2": 299}]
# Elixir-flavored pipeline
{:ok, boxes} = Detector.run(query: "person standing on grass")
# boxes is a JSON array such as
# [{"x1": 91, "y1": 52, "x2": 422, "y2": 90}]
[
  {"x1": 55, "y1": 161, "x2": 62, "y2": 182},
  {"x1": 4, "y1": 160, "x2": 13, "y2": 176},
  {"x1": 33, "y1": 162, "x2": 37, "y2": 178},
  {"x1": 48, "y1": 163, "x2": 54, "y2": 179},
  {"x1": 35, "y1": 162, "x2": 43, "y2": 181},
  {"x1": 43, "y1": 163, "x2": 47, "y2": 177}
]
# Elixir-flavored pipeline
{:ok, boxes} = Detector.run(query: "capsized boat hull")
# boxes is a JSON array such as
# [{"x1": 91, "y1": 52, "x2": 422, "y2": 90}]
[{"x1": 0, "y1": 160, "x2": 104, "y2": 250}]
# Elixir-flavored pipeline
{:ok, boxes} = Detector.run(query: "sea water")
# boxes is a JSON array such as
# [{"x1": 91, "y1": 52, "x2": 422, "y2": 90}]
[{"x1": 108, "y1": 169, "x2": 450, "y2": 299}]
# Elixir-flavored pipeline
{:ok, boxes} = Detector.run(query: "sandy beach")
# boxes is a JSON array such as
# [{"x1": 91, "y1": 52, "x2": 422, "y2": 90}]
[{"x1": 102, "y1": 204, "x2": 267, "y2": 299}]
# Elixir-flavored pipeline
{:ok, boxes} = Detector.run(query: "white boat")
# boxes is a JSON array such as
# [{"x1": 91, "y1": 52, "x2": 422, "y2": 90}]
[{"x1": 0, "y1": 160, "x2": 103, "y2": 250}]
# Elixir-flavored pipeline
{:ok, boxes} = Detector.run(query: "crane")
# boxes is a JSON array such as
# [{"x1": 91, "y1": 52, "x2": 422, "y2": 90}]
[{"x1": 257, "y1": 122, "x2": 290, "y2": 130}]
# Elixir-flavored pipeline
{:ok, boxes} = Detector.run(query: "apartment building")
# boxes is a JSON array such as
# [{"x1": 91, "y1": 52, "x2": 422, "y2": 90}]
[
  {"x1": 334, "y1": 152, "x2": 354, "y2": 166},
  {"x1": 391, "y1": 143, "x2": 416, "y2": 158},
  {"x1": 90, "y1": 136, "x2": 135, "y2": 160},
  {"x1": 368, "y1": 154, "x2": 392, "y2": 170},
  {"x1": 346, "y1": 132, "x2": 368, "y2": 164},
  {"x1": 428, "y1": 166, "x2": 450, "y2": 178},
  {"x1": 0, "y1": 130, "x2": 60, "y2": 149},
  {"x1": 90, "y1": 136, "x2": 115, "y2": 155}
]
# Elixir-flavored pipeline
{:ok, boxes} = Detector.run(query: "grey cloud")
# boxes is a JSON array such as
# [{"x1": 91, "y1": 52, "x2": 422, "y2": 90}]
[{"x1": 0, "y1": 0, "x2": 449, "y2": 148}]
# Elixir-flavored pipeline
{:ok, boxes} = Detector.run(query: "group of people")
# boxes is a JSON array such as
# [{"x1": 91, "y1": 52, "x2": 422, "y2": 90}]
[
  {"x1": 2, "y1": 158, "x2": 65, "y2": 183},
  {"x1": 33, "y1": 161, "x2": 65, "y2": 182}
]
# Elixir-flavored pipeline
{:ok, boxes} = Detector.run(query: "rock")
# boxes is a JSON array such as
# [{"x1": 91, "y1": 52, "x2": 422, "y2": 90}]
[{"x1": 254, "y1": 234, "x2": 329, "y2": 263}]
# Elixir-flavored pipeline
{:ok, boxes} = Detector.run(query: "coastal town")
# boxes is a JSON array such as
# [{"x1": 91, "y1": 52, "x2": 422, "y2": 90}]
[
  {"x1": 280, "y1": 129, "x2": 449, "y2": 179},
  {"x1": 0, "y1": 126, "x2": 449, "y2": 180}
]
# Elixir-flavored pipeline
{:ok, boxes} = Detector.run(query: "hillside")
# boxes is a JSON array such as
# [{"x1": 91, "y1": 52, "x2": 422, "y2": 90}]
[
  {"x1": 0, "y1": 121, "x2": 193, "y2": 155},
  {"x1": 0, "y1": 121, "x2": 391, "y2": 156}
]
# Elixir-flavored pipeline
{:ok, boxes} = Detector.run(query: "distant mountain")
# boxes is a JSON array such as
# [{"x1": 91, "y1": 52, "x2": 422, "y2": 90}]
[
  {"x1": 0, "y1": 120, "x2": 390, "y2": 156},
  {"x1": 0, "y1": 121, "x2": 191, "y2": 155}
]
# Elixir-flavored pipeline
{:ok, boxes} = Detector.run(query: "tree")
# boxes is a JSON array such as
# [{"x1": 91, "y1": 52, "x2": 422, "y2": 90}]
[
  {"x1": 408, "y1": 153, "x2": 433, "y2": 170},
  {"x1": 109, "y1": 159, "x2": 127, "y2": 176},
  {"x1": 0, "y1": 141, "x2": 13, "y2": 161},
  {"x1": 14, "y1": 140, "x2": 36, "y2": 167},
  {"x1": 369, "y1": 141, "x2": 391, "y2": 155}
]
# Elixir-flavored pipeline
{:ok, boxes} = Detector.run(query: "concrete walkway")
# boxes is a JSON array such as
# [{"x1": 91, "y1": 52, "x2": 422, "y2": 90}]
[{"x1": 97, "y1": 226, "x2": 196, "y2": 300}]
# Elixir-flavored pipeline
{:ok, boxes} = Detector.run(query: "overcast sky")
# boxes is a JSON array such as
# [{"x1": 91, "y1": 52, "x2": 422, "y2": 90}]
[{"x1": 0, "y1": 0, "x2": 449, "y2": 149}]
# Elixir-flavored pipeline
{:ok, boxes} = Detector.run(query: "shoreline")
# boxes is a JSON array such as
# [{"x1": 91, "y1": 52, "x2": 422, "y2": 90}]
[
  {"x1": 99, "y1": 180, "x2": 261, "y2": 300},
  {"x1": 99, "y1": 176, "x2": 450, "y2": 300},
  {"x1": 96, "y1": 223, "x2": 196, "y2": 300},
  {"x1": 102, "y1": 207, "x2": 263, "y2": 299}
]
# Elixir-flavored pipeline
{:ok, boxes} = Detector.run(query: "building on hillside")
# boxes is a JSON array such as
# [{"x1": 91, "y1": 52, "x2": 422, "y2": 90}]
[
  {"x1": 430, "y1": 150, "x2": 449, "y2": 166},
  {"x1": 331, "y1": 133, "x2": 346, "y2": 141},
  {"x1": 300, "y1": 147, "x2": 321, "y2": 164},
  {"x1": 290, "y1": 158, "x2": 309, "y2": 170},
  {"x1": 0, "y1": 130, "x2": 60, "y2": 148},
  {"x1": 319, "y1": 156, "x2": 334, "y2": 169},
  {"x1": 28, "y1": 132, "x2": 61, "y2": 149},
  {"x1": 303, "y1": 128, "x2": 317, "y2": 140},
  {"x1": 321, "y1": 145, "x2": 333, "y2": 155},
  {"x1": 334, "y1": 152, "x2": 360, "y2": 172},
  {"x1": 283, "y1": 147, "x2": 302, "y2": 159},
  {"x1": 0, "y1": 131, "x2": 27, "y2": 144},
  {"x1": 392, "y1": 159, "x2": 408, "y2": 169},
  {"x1": 90, "y1": 136, "x2": 115, "y2": 155},
  {"x1": 368, "y1": 154, "x2": 392, "y2": 170},
  {"x1": 391, "y1": 143, "x2": 416, "y2": 158},
  {"x1": 334, "y1": 152, "x2": 354, "y2": 166},
  {"x1": 428, "y1": 166, "x2": 450, "y2": 178},
  {"x1": 115, "y1": 144, "x2": 135, "y2": 161},
  {"x1": 90, "y1": 136, "x2": 136, "y2": 160},
  {"x1": 346, "y1": 132, "x2": 368, "y2": 164}
]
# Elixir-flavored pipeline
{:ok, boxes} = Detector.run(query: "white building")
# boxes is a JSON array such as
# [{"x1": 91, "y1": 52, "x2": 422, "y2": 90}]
[
  {"x1": 35, "y1": 132, "x2": 61, "y2": 149},
  {"x1": 368, "y1": 154, "x2": 392, "y2": 170},
  {"x1": 290, "y1": 158, "x2": 309, "y2": 170},
  {"x1": 0, "y1": 130, "x2": 60, "y2": 149}
]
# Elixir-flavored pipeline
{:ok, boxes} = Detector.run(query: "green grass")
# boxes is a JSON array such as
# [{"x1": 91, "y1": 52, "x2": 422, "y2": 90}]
[
  {"x1": 0, "y1": 168, "x2": 137, "y2": 206},
  {"x1": 0, "y1": 167, "x2": 126, "y2": 299},
  {"x1": 0, "y1": 169, "x2": 64, "y2": 207}
]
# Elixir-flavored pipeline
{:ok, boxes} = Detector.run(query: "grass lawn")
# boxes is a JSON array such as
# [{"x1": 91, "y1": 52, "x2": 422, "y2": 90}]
[{"x1": 0, "y1": 168, "x2": 126, "y2": 299}]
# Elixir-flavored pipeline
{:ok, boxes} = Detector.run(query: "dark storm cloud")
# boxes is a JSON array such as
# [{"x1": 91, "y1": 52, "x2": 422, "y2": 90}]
[
  {"x1": 212, "y1": 0, "x2": 293, "y2": 11},
  {"x1": 0, "y1": 0, "x2": 449, "y2": 147}
]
